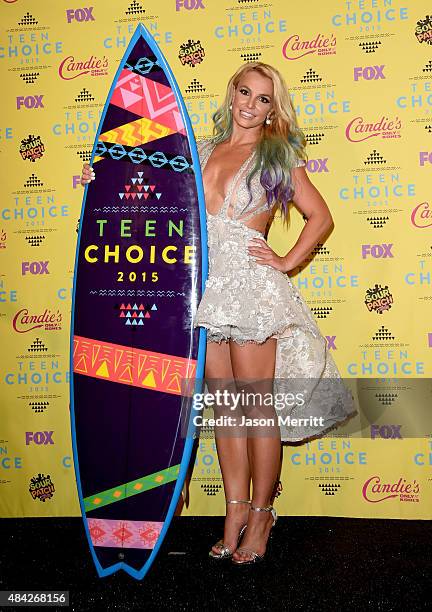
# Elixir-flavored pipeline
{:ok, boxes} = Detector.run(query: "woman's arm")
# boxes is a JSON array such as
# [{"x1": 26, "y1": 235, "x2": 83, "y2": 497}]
[{"x1": 282, "y1": 166, "x2": 333, "y2": 272}]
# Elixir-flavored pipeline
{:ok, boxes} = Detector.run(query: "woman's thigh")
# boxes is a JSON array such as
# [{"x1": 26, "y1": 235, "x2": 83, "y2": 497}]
[
  {"x1": 204, "y1": 338, "x2": 277, "y2": 380},
  {"x1": 205, "y1": 340, "x2": 234, "y2": 380},
  {"x1": 205, "y1": 342, "x2": 236, "y2": 420},
  {"x1": 229, "y1": 338, "x2": 277, "y2": 381},
  {"x1": 229, "y1": 338, "x2": 278, "y2": 424}
]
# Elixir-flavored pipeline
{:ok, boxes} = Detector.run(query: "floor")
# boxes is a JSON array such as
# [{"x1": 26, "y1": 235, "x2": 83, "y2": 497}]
[{"x1": 0, "y1": 516, "x2": 430, "y2": 611}]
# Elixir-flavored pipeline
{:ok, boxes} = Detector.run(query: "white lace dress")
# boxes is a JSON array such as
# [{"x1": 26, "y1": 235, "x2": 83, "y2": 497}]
[{"x1": 194, "y1": 138, "x2": 357, "y2": 442}]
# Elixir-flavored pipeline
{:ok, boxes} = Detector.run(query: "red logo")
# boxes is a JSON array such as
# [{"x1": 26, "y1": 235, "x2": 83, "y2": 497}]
[
  {"x1": 362, "y1": 476, "x2": 420, "y2": 503},
  {"x1": 411, "y1": 201, "x2": 432, "y2": 228},
  {"x1": 58, "y1": 55, "x2": 108, "y2": 80},
  {"x1": 282, "y1": 33, "x2": 336, "y2": 60},
  {"x1": 12, "y1": 308, "x2": 62, "y2": 333},
  {"x1": 345, "y1": 115, "x2": 402, "y2": 142}
]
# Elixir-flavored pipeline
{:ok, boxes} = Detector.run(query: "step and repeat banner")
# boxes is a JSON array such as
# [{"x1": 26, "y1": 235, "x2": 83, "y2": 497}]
[{"x1": 1, "y1": 0, "x2": 431, "y2": 519}]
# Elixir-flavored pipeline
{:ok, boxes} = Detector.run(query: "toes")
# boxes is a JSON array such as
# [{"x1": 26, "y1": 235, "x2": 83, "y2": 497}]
[{"x1": 234, "y1": 550, "x2": 250, "y2": 562}]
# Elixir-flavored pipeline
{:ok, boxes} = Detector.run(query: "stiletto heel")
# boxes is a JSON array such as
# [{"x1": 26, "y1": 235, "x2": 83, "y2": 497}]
[
  {"x1": 208, "y1": 499, "x2": 251, "y2": 560},
  {"x1": 231, "y1": 504, "x2": 277, "y2": 565}
]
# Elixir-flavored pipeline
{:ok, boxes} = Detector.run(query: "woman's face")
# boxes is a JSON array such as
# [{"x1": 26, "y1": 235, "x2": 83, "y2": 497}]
[{"x1": 232, "y1": 69, "x2": 274, "y2": 130}]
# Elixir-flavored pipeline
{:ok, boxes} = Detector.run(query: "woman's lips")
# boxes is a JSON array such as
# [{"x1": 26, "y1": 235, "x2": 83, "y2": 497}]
[{"x1": 239, "y1": 110, "x2": 256, "y2": 119}]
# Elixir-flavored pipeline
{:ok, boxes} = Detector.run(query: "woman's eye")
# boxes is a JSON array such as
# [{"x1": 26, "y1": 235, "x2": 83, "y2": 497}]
[
  {"x1": 260, "y1": 97, "x2": 270, "y2": 104},
  {"x1": 240, "y1": 88, "x2": 248, "y2": 95}
]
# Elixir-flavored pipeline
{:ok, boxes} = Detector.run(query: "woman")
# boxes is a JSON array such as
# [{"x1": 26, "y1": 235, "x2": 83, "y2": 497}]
[{"x1": 81, "y1": 62, "x2": 356, "y2": 566}]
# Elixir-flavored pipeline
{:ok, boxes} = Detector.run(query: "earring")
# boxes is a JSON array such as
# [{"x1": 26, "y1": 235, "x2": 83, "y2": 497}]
[
  {"x1": 229, "y1": 103, "x2": 233, "y2": 110},
  {"x1": 265, "y1": 115, "x2": 271, "y2": 125}
]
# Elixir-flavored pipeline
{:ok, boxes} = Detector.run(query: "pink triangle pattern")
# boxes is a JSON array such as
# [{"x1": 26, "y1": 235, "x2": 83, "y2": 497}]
[
  {"x1": 118, "y1": 302, "x2": 157, "y2": 326},
  {"x1": 111, "y1": 69, "x2": 185, "y2": 135},
  {"x1": 118, "y1": 171, "x2": 162, "y2": 203}
]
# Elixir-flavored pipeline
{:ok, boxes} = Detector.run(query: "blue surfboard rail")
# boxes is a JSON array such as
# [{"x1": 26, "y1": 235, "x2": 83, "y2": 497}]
[{"x1": 69, "y1": 23, "x2": 208, "y2": 580}]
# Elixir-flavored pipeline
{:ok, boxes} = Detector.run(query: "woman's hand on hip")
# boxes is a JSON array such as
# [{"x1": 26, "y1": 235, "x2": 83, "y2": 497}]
[
  {"x1": 81, "y1": 163, "x2": 95, "y2": 186},
  {"x1": 248, "y1": 238, "x2": 291, "y2": 273}
]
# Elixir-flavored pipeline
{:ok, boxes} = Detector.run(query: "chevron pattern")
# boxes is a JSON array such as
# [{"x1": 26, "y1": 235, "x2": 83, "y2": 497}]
[
  {"x1": 99, "y1": 116, "x2": 174, "y2": 147},
  {"x1": 111, "y1": 69, "x2": 185, "y2": 135}
]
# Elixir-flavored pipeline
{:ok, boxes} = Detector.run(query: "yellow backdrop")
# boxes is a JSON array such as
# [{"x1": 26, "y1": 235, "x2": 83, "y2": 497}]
[{"x1": 1, "y1": 0, "x2": 431, "y2": 519}]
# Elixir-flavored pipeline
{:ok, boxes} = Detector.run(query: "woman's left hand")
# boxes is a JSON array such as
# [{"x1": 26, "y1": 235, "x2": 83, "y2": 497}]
[{"x1": 248, "y1": 238, "x2": 288, "y2": 272}]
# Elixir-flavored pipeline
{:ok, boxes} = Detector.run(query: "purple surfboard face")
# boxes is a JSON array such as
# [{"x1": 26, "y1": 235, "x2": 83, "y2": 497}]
[{"x1": 70, "y1": 26, "x2": 206, "y2": 578}]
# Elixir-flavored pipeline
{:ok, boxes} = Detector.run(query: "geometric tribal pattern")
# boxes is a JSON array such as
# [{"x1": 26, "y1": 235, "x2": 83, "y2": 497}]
[
  {"x1": 73, "y1": 335, "x2": 197, "y2": 395},
  {"x1": 111, "y1": 69, "x2": 185, "y2": 135},
  {"x1": 84, "y1": 464, "x2": 180, "y2": 511},
  {"x1": 119, "y1": 175, "x2": 161, "y2": 201},
  {"x1": 88, "y1": 518, "x2": 163, "y2": 549},
  {"x1": 94, "y1": 141, "x2": 194, "y2": 172},
  {"x1": 125, "y1": 55, "x2": 160, "y2": 77},
  {"x1": 99, "y1": 117, "x2": 174, "y2": 148}
]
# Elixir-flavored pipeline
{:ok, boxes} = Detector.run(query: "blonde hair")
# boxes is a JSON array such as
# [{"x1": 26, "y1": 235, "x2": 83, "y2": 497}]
[{"x1": 212, "y1": 62, "x2": 307, "y2": 219}]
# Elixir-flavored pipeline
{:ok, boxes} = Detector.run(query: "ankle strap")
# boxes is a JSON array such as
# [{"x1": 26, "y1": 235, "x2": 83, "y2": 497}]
[
  {"x1": 251, "y1": 504, "x2": 273, "y2": 512},
  {"x1": 226, "y1": 499, "x2": 251, "y2": 505},
  {"x1": 251, "y1": 504, "x2": 277, "y2": 526}
]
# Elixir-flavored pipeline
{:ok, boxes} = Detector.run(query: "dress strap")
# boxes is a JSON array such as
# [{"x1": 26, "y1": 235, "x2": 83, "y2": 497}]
[
  {"x1": 236, "y1": 200, "x2": 269, "y2": 223},
  {"x1": 222, "y1": 152, "x2": 255, "y2": 218}
]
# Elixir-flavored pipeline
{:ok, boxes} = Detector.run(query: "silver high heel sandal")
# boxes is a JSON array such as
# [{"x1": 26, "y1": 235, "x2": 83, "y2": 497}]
[
  {"x1": 208, "y1": 499, "x2": 251, "y2": 560},
  {"x1": 231, "y1": 504, "x2": 278, "y2": 565}
]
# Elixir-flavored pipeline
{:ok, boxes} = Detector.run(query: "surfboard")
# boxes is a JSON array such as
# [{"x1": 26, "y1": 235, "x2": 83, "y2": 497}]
[{"x1": 69, "y1": 23, "x2": 207, "y2": 580}]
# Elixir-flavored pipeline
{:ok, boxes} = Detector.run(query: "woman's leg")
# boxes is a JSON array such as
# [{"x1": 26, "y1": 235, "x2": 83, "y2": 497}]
[
  {"x1": 205, "y1": 341, "x2": 251, "y2": 554},
  {"x1": 228, "y1": 338, "x2": 282, "y2": 562}
]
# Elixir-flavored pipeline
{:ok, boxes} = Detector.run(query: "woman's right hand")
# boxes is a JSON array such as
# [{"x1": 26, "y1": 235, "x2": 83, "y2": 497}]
[{"x1": 81, "y1": 163, "x2": 95, "y2": 186}]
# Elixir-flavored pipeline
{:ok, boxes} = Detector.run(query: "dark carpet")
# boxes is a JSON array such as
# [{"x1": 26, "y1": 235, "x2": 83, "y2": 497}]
[{"x1": 0, "y1": 517, "x2": 430, "y2": 611}]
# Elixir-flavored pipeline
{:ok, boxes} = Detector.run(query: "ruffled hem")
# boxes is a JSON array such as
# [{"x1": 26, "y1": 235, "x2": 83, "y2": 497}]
[
  {"x1": 195, "y1": 316, "x2": 356, "y2": 443},
  {"x1": 195, "y1": 317, "x2": 308, "y2": 346}
]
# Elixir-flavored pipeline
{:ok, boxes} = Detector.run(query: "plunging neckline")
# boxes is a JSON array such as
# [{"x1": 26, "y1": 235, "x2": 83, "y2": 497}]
[{"x1": 202, "y1": 141, "x2": 256, "y2": 217}]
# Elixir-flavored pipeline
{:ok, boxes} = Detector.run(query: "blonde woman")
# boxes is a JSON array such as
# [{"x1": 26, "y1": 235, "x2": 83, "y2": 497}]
[{"x1": 81, "y1": 62, "x2": 355, "y2": 566}]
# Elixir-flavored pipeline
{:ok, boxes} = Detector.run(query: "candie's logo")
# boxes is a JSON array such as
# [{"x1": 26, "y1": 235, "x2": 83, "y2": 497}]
[
  {"x1": 58, "y1": 55, "x2": 108, "y2": 80},
  {"x1": 282, "y1": 33, "x2": 336, "y2": 60},
  {"x1": 411, "y1": 201, "x2": 432, "y2": 228},
  {"x1": 12, "y1": 308, "x2": 62, "y2": 333},
  {"x1": 346, "y1": 116, "x2": 402, "y2": 142},
  {"x1": 362, "y1": 476, "x2": 420, "y2": 503}
]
